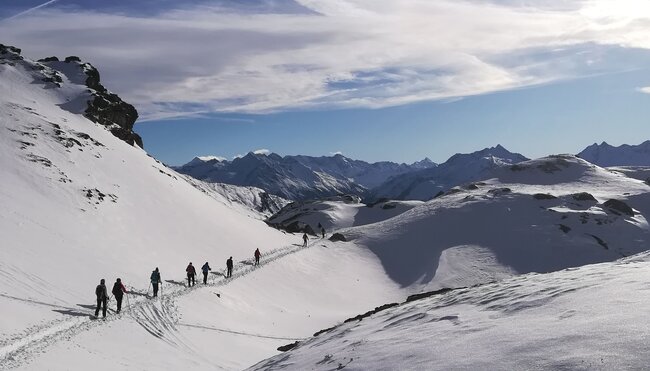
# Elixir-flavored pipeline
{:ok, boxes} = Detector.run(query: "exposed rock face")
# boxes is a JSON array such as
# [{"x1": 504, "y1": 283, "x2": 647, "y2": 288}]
[
  {"x1": 329, "y1": 233, "x2": 347, "y2": 242},
  {"x1": 1, "y1": 43, "x2": 142, "y2": 148},
  {"x1": 76, "y1": 62, "x2": 142, "y2": 147}
]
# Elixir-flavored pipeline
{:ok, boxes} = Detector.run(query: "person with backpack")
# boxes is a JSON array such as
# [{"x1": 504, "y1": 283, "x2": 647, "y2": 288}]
[
  {"x1": 201, "y1": 262, "x2": 211, "y2": 284},
  {"x1": 226, "y1": 256, "x2": 233, "y2": 278},
  {"x1": 95, "y1": 279, "x2": 108, "y2": 318},
  {"x1": 302, "y1": 233, "x2": 309, "y2": 247},
  {"x1": 112, "y1": 278, "x2": 128, "y2": 313},
  {"x1": 186, "y1": 262, "x2": 197, "y2": 287},
  {"x1": 254, "y1": 248, "x2": 261, "y2": 266},
  {"x1": 150, "y1": 267, "x2": 161, "y2": 297}
]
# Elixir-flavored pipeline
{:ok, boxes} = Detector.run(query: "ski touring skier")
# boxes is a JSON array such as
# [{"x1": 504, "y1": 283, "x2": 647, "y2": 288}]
[
  {"x1": 186, "y1": 262, "x2": 197, "y2": 287},
  {"x1": 254, "y1": 248, "x2": 261, "y2": 266},
  {"x1": 201, "y1": 262, "x2": 211, "y2": 284},
  {"x1": 226, "y1": 256, "x2": 233, "y2": 278},
  {"x1": 321, "y1": 227, "x2": 325, "y2": 239},
  {"x1": 150, "y1": 267, "x2": 161, "y2": 297},
  {"x1": 112, "y1": 278, "x2": 128, "y2": 313},
  {"x1": 95, "y1": 279, "x2": 108, "y2": 318},
  {"x1": 302, "y1": 233, "x2": 309, "y2": 247}
]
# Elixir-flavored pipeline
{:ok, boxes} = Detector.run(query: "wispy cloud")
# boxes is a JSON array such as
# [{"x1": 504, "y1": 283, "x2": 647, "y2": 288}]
[
  {"x1": 3, "y1": 0, "x2": 59, "y2": 21},
  {"x1": 637, "y1": 87, "x2": 650, "y2": 94},
  {"x1": 2, "y1": 0, "x2": 650, "y2": 119}
]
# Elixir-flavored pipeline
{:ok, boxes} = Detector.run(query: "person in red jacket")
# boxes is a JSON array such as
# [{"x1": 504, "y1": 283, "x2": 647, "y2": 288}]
[
  {"x1": 186, "y1": 262, "x2": 197, "y2": 287},
  {"x1": 112, "y1": 278, "x2": 128, "y2": 313},
  {"x1": 254, "y1": 248, "x2": 261, "y2": 266}
]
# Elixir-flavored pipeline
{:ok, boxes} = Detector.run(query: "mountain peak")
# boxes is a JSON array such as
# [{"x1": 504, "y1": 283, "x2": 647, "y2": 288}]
[{"x1": 578, "y1": 140, "x2": 650, "y2": 167}]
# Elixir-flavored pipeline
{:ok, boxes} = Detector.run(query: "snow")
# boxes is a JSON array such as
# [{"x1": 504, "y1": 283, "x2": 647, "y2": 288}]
[
  {"x1": 3, "y1": 46, "x2": 650, "y2": 371},
  {"x1": 250, "y1": 253, "x2": 650, "y2": 370}
]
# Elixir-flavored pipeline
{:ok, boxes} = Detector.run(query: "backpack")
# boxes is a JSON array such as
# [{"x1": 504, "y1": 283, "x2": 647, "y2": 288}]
[{"x1": 95, "y1": 284, "x2": 105, "y2": 299}]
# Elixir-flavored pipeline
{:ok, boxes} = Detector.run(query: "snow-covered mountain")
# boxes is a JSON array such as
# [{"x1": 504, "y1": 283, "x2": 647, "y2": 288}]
[
  {"x1": 578, "y1": 140, "x2": 650, "y2": 167},
  {"x1": 175, "y1": 153, "x2": 436, "y2": 201},
  {"x1": 370, "y1": 144, "x2": 528, "y2": 201},
  {"x1": 4, "y1": 42, "x2": 650, "y2": 371}
]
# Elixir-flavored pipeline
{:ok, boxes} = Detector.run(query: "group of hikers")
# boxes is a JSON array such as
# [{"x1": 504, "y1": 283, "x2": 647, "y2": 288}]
[
  {"x1": 94, "y1": 227, "x2": 325, "y2": 318},
  {"x1": 93, "y1": 248, "x2": 263, "y2": 318}
]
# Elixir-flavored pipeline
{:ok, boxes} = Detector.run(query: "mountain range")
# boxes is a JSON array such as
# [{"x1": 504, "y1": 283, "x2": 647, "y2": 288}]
[
  {"x1": 3, "y1": 43, "x2": 650, "y2": 370},
  {"x1": 174, "y1": 152, "x2": 437, "y2": 200}
]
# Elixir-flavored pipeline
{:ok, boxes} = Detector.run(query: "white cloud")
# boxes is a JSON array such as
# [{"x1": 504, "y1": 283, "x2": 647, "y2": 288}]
[
  {"x1": 637, "y1": 87, "x2": 650, "y2": 94},
  {"x1": 253, "y1": 149, "x2": 271, "y2": 155},
  {"x1": 2, "y1": 0, "x2": 650, "y2": 119}
]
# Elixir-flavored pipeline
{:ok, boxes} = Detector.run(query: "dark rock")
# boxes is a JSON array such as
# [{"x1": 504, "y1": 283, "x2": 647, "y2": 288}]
[
  {"x1": 488, "y1": 187, "x2": 512, "y2": 196},
  {"x1": 533, "y1": 193, "x2": 557, "y2": 200},
  {"x1": 603, "y1": 199, "x2": 634, "y2": 216},
  {"x1": 329, "y1": 233, "x2": 346, "y2": 242},
  {"x1": 64, "y1": 56, "x2": 81, "y2": 63},
  {"x1": 313, "y1": 326, "x2": 337, "y2": 337},
  {"x1": 366, "y1": 198, "x2": 389, "y2": 207},
  {"x1": 0, "y1": 44, "x2": 21, "y2": 55},
  {"x1": 465, "y1": 183, "x2": 479, "y2": 190},
  {"x1": 572, "y1": 192, "x2": 597, "y2": 202},
  {"x1": 343, "y1": 303, "x2": 399, "y2": 323},
  {"x1": 406, "y1": 287, "x2": 457, "y2": 302},
  {"x1": 587, "y1": 234, "x2": 608, "y2": 249},
  {"x1": 381, "y1": 203, "x2": 397, "y2": 210},
  {"x1": 277, "y1": 341, "x2": 299, "y2": 352},
  {"x1": 38, "y1": 56, "x2": 59, "y2": 62},
  {"x1": 433, "y1": 191, "x2": 445, "y2": 199},
  {"x1": 558, "y1": 224, "x2": 571, "y2": 233}
]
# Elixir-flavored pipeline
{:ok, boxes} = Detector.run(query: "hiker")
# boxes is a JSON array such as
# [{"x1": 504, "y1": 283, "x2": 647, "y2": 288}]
[
  {"x1": 226, "y1": 256, "x2": 233, "y2": 278},
  {"x1": 254, "y1": 248, "x2": 261, "y2": 266},
  {"x1": 186, "y1": 262, "x2": 197, "y2": 287},
  {"x1": 95, "y1": 279, "x2": 108, "y2": 318},
  {"x1": 112, "y1": 278, "x2": 128, "y2": 313},
  {"x1": 150, "y1": 267, "x2": 161, "y2": 297},
  {"x1": 201, "y1": 262, "x2": 211, "y2": 284},
  {"x1": 321, "y1": 227, "x2": 325, "y2": 239},
  {"x1": 302, "y1": 233, "x2": 309, "y2": 247}
]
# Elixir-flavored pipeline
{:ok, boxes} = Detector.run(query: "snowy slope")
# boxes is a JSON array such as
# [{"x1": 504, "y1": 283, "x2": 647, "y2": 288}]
[
  {"x1": 267, "y1": 196, "x2": 423, "y2": 234},
  {"x1": 250, "y1": 251, "x2": 650, "y2": 371},
  {"x1": 175, "y1": 153, "x2": 436, "y2": 201},
  {"x1": 371, "y1": 144, "x2": 528, "y2": 201},
  {"x1": 0, "y1": 46, "x2": 306, "y2": 368},
  {"x1": 342, "y1": 155, "x2": 650, "y2": 292},
  {"x1": 578, "y1": 140, "x2": 650, "y2": 167}
]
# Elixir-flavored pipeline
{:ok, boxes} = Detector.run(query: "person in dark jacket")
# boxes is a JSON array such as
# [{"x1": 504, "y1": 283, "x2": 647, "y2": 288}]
[
  {"x1": 302, "y1": 233, "x2": 309, "y2": 247},
  {"x1": 151, "y1": 268, "x2": 161, "y2": 297},
  {"x1": 112, "y1": 278, "x2": 128, "y2": 313},
  {"x1": 254, "y1": 248, "x2": 261, "y2": 266},
  {"x1": 201, "y1": 262, "x2": 211, "y2": 284},
  {"x1": 321, "y1": 227, "x2": 325, "y2": 239},
  {"x1": 186, "y1": 262, "x2": 197, "y2": 287},
  {"x1": 226, "y1": 257, "x2": 233, "y2": 278},
  {"x1": 95, "y1": 279, "x2": 108, "y2": 318}
]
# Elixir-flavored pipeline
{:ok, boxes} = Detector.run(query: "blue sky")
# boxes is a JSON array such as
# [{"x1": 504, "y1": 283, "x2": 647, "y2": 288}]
[{"x1": 2, "y1": 0, "x2": 650, "y2": 165}]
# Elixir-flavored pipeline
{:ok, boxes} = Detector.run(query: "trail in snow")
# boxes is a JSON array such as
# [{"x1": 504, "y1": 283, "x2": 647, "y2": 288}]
[{"x1": 0, "y1": 239, "x2": 317, "y2": 370}]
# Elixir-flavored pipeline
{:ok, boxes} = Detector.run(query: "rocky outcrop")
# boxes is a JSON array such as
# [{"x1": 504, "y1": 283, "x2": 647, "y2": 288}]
[
  {"x1": 603, "y1": 199, "x2": 634, "y2": 216},
  {"x1": 76, "y1": 62, "x2": 142, "y2": 147}
]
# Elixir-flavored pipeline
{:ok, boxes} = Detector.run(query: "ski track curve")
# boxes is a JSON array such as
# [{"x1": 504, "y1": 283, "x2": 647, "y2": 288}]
[{"x1": 0, "y1": 240, "x2": 320, "y2": 370}]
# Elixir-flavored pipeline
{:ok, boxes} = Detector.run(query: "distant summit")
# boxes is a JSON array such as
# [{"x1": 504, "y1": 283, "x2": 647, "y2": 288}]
[
  {"x1": 370, "y1": 145, "x2": 529, "y2": 201},
  {"x1": 577, "y1": 141, "x2": 650, "y2": 167},
  {"x1": 175, "y1": 152, "x2": 437, "y2": 200}
]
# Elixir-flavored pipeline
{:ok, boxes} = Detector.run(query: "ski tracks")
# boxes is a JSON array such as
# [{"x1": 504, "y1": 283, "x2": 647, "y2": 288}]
[{"x1": 0, "y1": 240, "x2": 318, "y2": 370}]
